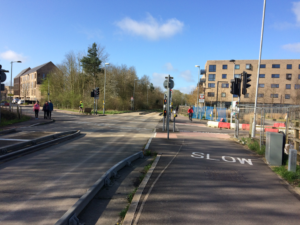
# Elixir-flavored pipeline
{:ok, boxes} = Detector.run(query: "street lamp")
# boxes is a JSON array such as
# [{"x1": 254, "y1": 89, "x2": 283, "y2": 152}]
[
  {"x1": 10, "y1": 61, "x2": 22, "y2": 111},
  {"x1": 195, "y1": 65, "x2": 200, "y2": 119},
  {"x1": 147, "y1": 84, "x2": 150, "y2": 106},
  {"x1": 133, "y1": 79, "x2": 138, "y2": 111},
  {"x1": 229, "y1": 59, "x2": 235, "y2": 128},
  {"x1": 103, "y1": 62, "x2": 110, "y2": 115}
]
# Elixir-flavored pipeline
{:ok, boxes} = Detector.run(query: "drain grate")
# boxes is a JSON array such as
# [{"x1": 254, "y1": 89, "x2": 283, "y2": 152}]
[{"x1": 205, "y1": 167, "x2": 246, "y2": 182}]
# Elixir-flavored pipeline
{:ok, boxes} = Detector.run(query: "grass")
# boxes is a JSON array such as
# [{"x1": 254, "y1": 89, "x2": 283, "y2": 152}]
[
  {"x1": 0, "y1": 116, "x2": 31, "y2": 127},
  {"x1": 273, "y1": 165, "x2": 300, "y2": 187},
  {"x1": 240, "y1": 137, "x2": 265, "y2": 155}
]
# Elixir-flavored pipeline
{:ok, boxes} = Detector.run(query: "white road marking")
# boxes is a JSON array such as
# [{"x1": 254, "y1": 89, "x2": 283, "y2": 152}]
[{"x1": 0, "y1": 138, "x2": 30, "y2": 142}]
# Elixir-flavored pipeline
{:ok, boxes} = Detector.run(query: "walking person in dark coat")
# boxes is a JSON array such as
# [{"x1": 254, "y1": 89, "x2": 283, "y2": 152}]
[
  {"x1": 48, "y1": 100, "x2": 53, "y2": 119},
  {"x1": 43, "y1": 101, "x2": 49, "y2": 119}
]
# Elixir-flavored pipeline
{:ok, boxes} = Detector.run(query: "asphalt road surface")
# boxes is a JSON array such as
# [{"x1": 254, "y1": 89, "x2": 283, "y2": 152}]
[{"x1": 0, "y1": 108, "x2": 160, "y2": 225}]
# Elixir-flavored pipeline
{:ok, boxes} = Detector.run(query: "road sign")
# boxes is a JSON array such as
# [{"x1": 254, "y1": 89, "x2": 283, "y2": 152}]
[
  {"x1": 163, "y1": 79, "x2": 174, "y2": 89},
  {"x1": 199, "y1": 99, "x2": 205, "y2": 103},
  {"x1": 199, "y1": 94, "x2": 205, "y2": 99},
  {"x1": 8, "y1": 94, "x2": 14, "y2": 97}
]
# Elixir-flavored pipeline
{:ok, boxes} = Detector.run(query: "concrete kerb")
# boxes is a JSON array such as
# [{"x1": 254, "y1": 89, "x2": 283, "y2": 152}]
[
  {"x1": 0, "y1": 128, "x2": 16, "y2": 135},
  {"x1": 55, "y1": 151, "x2": 144, "y2": 225},
  {"x1": 29, "y1": 119, "x2": 55, "y2": 127},
  {"x1": 0, "y1": 130, "x2": 80, "y2": 160}
]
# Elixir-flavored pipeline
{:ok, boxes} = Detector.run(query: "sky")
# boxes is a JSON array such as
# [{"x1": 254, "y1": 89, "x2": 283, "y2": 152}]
[{"x1": 1, "y1": 0, "x2": 300, "y2": 94}]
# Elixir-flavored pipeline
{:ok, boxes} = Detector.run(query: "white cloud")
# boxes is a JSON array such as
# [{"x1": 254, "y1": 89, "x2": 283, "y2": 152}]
[
  {"x1": 179, "y1": 70, "x2": 194, "y2": 82},
  {"x1": 273, "y1": 2, "x2": 300, "y2": 29},
  {"x1": 179, "y1": 85, "x2": 196, "y2": 94},
  {"x1": 0, "y1": 50, "x2": 27, "y2": 62},
  {"x1": 163, "y1": 62, "x2": 177, "y2": 72},
  {"x1": 115, "y1": 14, "x2": 184, "y2": 40},
  {"x1": 282, "y1": 42, "x2": 300, "y2": 52},
  {"x1": 152, "y1": 72, "x2": 169, "y2": 88},
  {"x1": 292, "y1": 2, "x2": 300, "y2": 23}
]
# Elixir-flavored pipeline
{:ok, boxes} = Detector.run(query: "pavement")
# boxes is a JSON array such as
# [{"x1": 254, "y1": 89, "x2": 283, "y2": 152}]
[{"x1": 131, "y1": 115, "x2": 300, "y2": 225}]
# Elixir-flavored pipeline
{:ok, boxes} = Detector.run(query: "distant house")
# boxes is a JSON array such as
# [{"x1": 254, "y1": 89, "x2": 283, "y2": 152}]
[
  {"x1": 1, "y1": 86, "x2": 14, "y2": 102},
  {"x1": 14, "y1": 62, "x2": 58, "y2": 101}
]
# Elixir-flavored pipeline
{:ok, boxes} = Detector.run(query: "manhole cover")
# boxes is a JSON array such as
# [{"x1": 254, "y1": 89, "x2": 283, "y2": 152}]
[{"x1": 205, "y1": 167, "x2": 246, "y2": 182}]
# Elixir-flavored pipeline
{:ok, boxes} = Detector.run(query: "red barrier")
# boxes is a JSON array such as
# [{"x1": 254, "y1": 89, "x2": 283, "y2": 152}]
[
  {"x1": 218, "y1": 122, "x2": 230, "y2": 129},
  {"x1": 273, "y1": 123, "x2": 285, "y2": 127},
  {"x1": 265, "y1": 128, "x2": 278, "y2": 133},
  {"x1": 242, "y1": 124, "x2": 250, "y2": 130}
]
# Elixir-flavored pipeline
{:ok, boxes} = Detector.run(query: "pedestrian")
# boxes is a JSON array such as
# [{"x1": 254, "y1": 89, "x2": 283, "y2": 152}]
[
  {"x1": 79, "y1": 101, "x2": 83, "y2": 113},
  {"x1": 187, "y1": 106, "x2": 194, "y2": 121},
  {"x1": 33, "y1": 101, "x2": 40, "y2": 119},
  {"x1": 43, "y1": 101, "x2": 49, "y2": 119},
  {"x1": 48, "y1": 100, "x2": 53, "y2": 119}
]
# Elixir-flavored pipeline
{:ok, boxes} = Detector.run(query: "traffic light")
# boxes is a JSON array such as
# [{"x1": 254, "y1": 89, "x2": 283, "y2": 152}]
[
  {"x1": 230, "y1": 78, "x2": 241, "y2": 97},
  {"x1": 95, "y1": 87, "x2": 99, "y2": 97},
  {"x1": 0, "y1": 65, "x2": 8, "y2": 91},
  {"x1": 163, "y1": 110, "x2": 167, "y2": 117},
  {"x1": 164, "y1": 99, "x2": 167, "y2": 105},
  {"x1": 230, "y1": 79, "x2": 236, "y2": 95},
  {"x1": 91, "y1": 90, "x2": 95, "y2": 97},
  {"x1": 242, "y1": 71, "x2": 251, "y2": 95}
]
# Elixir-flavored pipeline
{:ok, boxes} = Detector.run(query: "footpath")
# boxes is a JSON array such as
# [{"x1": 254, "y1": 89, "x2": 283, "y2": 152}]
[{"x1": 129, "y1": 116, "x2": 300, "y2": 225}]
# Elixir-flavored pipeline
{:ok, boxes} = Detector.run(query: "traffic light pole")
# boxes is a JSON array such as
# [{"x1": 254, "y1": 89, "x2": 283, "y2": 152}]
[{"x1": 166, "y1": 75, "x2": 170, "y2": 139}]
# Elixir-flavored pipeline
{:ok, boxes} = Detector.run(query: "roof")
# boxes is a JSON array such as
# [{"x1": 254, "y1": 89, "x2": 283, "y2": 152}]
[
  {"x1": 22, "y1": 62, "x2": 53, "y2": 75},
  {"x1": 15, "y1": 67, "x2": 31, "y2": 78}
]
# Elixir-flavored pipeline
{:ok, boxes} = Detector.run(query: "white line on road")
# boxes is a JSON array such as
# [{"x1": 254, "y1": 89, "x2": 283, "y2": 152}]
[{"x1": 0, "y1": 138, "x2": 31, "y2": 142}]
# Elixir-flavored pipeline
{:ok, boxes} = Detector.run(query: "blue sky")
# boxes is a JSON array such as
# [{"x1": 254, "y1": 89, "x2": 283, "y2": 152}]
[{"x1": 1, "y1": 0, "x2": 300, "y2": 93}]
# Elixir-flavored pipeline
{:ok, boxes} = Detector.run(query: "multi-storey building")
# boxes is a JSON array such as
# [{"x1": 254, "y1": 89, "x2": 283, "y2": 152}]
[
  {"x1": 14, "y1": 62, "x2": 57, "y2": 101},
  {"x1": 201, "y1": 59, "x2": 300, "y2": 107}
]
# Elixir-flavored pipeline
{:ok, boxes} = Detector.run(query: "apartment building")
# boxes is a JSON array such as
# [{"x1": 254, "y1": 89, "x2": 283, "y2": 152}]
[
  {"x1": 201, "y1": 59, "x2": 300, "y2": 106},
  {"x1": 14, "y1": 62, "x2": 57, "y2": 101}
]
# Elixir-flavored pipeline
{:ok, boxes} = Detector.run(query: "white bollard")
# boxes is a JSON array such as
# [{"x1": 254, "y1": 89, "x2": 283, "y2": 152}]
[{"x1": 288, "y1": 149, "x2": 297, "y2": 172}]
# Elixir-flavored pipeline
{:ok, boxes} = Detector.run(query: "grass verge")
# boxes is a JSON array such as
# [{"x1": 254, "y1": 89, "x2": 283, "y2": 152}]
[
  {"x1": 240, "y1": 137, "x2": 265, "y2": 155},
  {"x1": 0, "y1": 115, "x2": 31, "y2": 127},
  {"x1": 273, "y1": 165, "x2": 300, "y2": 187}
]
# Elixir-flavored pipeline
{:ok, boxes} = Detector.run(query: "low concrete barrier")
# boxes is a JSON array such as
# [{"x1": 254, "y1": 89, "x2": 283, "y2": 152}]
[
  {"x1": 207, "y1": 121, "x2": 219, "y2": 128},
  {"x1": 55, "y1": 151, "x2": 144, "y2": 225},
  {"x1": 265, "y1": 128, "x2": 279, "y2": 133}
]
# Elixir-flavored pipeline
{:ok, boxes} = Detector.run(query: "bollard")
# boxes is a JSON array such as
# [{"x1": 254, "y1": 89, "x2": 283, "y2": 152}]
[
  {"x1": 173, "y1": 114, "x2": 175, "y2": 132},
  {"x1": 288, "y1": 149, "x2": 297, "y2": 172}
]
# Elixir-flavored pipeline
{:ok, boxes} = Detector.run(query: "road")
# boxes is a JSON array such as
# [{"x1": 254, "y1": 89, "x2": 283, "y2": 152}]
[{"x1": 0, "y1": 108, "x2": 160, "y2": 225}]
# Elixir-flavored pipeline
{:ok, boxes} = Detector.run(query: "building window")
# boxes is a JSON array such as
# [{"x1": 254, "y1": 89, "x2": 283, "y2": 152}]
[
  {"x1": 286, "y1": 74, "x2": 292, "y2": 80},
  {"x1": 287, "y1": 64, "x2": 292, "y2": 69},
  {"x1": 258, "y1": 84, "x2": 264, "y2": 88},
  {"x1": 272, "y1": 64, "x2": 280, "y2": 68},
  {"x1": 260, "y1": 64, "x2": 266, "y2": 68},
  {"x1": 299, "y1": 64, "x2": 300, "y2": 69},
  {"x1": 43, "y1": 74, "x2": 45, "y2": 79},
  {"x1": 233, "y1": 94, "x2": 238, "y2": 98},
  {"x1": 208, "y1": 92, "x2": 215, "y2": 97},
  {"x1": 235, "y1": 64, "x2": 240, "y2": 69},
  {"x1": 246, "y1": 64, "x2": 251, "y2": 70},
  {"x1": 298, "y1": 74, "x2": 300, "y2": 79},
  {"x1": 209, "y1": 65, "x2": 216, "y2": 72},
  {"x1": 234, "y1": 74, "x2": 241, "y2": 79},
  {"x1": 258, "y1": 93, "x2": 264, "y2": 97},
  {"x1": 295, "y1": 84, "x2": 300, "y2": 89},
  {"x1": 271, "y1": 94, "x2": 279, "y2": 98},
  {"x1": 208, "y1": 74, "x2": 215, "y2": 81},
  {"x1": 222, "y1": 65, "x2": 227, "y2": 69},
  {"x1": 221, "y1": 92, "x2": 226, "y2": 97},
  {"x1": 272, "y1": 74, "x2": 280, "y2": 78},
  {"x1": 208, "y1": 83, "x2": 215, "y2": 88},
  {"x1": 222, "y1": 74, "x2": 227, "y2": 79},
  {"x1": 221, "y1": 83, "x2": 229, "y2": 88},
  {"x1": 259, "y1": 74, "x2": 265, "y2": 78},
  {"x1": 245, "y1": 93, "x2": 249, "y2": 98},
  {"x1": 271, "y1": 84, "x2": 279, "y2": 88},
  {"x1": 285, "y1": 94, "x2": 290, "y2": 99},
  {"x1": 286, "y1": 84, "x2": 291, "y2": 89}
]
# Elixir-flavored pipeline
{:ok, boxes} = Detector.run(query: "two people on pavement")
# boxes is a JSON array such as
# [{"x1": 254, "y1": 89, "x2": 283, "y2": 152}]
[
  {"x1": 42, "y1": 100, "x2": 53, "y2": 119},
  {"x1": 188, "y1": 106, "x2": 193, "y2": 121}
]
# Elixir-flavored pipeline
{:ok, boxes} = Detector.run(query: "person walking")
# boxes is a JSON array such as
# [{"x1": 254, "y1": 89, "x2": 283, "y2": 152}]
[
  {"x1": 48, "y1": 100, "x2": 53, "y2": 119},
  {"x1": 188, "y1": 106, "x2": 194, "y2": 121},
  {"x1": 43, "y1": 101, "x2": 49, "y2": 119},
  {"x1": 79, "y1": 101, "x2": 83, "y2": 113},
  {"x1": 33, "y1": 101, "x2": 40, "y2": 119}
]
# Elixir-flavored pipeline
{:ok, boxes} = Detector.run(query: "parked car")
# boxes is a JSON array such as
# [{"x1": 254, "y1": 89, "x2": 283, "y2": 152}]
[
  {"x1": 17, "y1": 100, "x2": 25, "y2": 105},
  {"x1": 12, "y1": 98, "x2": 19, "y2": 104},
  {"x1": 0, "y1": 101, "x2": 9, "y2": 106}
]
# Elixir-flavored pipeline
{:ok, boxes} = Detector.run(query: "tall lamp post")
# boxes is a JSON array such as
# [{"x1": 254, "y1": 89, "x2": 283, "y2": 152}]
[
  {"x1": 133, "y1": 79, "x2": 138, "y2": 111},
  {"x1": 10, "y1": 61, "x2": 22, "y2": 111},
  {"x1": 147, "y1": 84, "x2": 150, "y2": 106},
  {"x1": 195, "y1": 65, "x2": 200, "y2": 119},
  {"x1": 229, "y1": 59, "x2": 236, "y2": 128},
  {"x1": 103, "y1": 62, "x2": 110, "y2": 115}
]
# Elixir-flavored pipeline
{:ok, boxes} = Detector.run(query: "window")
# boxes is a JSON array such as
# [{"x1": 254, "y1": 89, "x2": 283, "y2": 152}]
[
  {"x1": 295, "y1": 84, "x2": 300, "y2": 89},
  {"x1": 271, "y1": 84, "x2": 279, "y2": 88},
  {"x1": 258, "y1": 84, "x2": 264, "y2": 88},
  {"x1": 259, "y1": 93, "x2": 264, "y2": 98},
  {"x1": 245, "y1": 93, "x2": 249, "y2": 98},
  {"x1": 221, "y1": 92, "x2": 226, "y2": 97},
  {"x1": 260, "y1": 64, "x2": 266, "y2": 68},
  {"x1": 287, "y1": 64, "x2": 292, "y2": 69},
  {"x1": 271, "y1": 94, "x2": 279, "y2": 98},
  {"x1": 222, "y1": 65, "x2": 227, "y2": 69},
  {"x1": 286, "y1": 84, "x2": 291, "y2": 89},
  {"x1": 208, "y1": 74, "x2": 215, "y2": 81},
  {"x1": 43, "y1": 74, "x2": 45, "y2": 79},
  {"x1": 209, "y1": 65, "x2": 216, "y2": 72},
  {"x1": 222, "y1": 74, "x2": 227, "y2": 79},
  {"x1": 272, "y1": 64, "x2": 280, "y2": 68},
  {"x1": 235, "y1": 64, "x2": 240, "y2": 69},
  {"x1": 234, "y1": 74, "x2": 241, "y2": 79},
  {"x1": 259, "y1": 74, "x2": 265, "y2": 78},
  {"x1": 298, "y1": 74, "x2": 300, "y2": 79},
  {"x1": 208, "y1": 83, "x2": 215, "y2": 88},
  {"x1": 272, "y1": 74, "x2": 280, "y2": 78},
  {"x1": 285, "y1": 94, "x2": 290, "y2": 99},
  {"x1": 299, "y1": 64, "x2": 300, "y2": 69},
  {"x1": 208, "y1": 92, "x2": 215, "y2": 97},
  {"x1": 221, "y1": 83, "x2": 229, "y2": 88},
  {"x1": 233, "y1": 94, "x2": 238, "y2": 98},
  {"x1": 246, "y1": 64, "x2": 251, "y2": 70}
]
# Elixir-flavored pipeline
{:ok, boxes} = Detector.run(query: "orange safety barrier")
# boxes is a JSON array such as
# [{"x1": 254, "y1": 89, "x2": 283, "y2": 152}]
[
  {"x1": 242, "y1": 124, "x2": 250, "y2": 130},
  {"x1": 273, "y1": 123, "x2": 285, "y2": 127},
  {"x1": 265, "y1": 128, "x2": 278, "y2": 133},
  {"x1": 218, "y1": 122, "x2": 230, "y2": 129}
]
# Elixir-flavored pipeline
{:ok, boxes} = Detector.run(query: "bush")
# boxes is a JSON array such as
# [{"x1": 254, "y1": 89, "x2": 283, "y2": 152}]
[
  {"x1": 273, "y1": 165, "x2": 300, "y2": 186},
  {"x1": 242, "y1": 137, "x2": 265, "y2": 155}
]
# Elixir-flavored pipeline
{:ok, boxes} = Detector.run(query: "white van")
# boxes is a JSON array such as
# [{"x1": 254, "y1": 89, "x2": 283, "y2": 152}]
[
  {"x1": 17, "y1": 100, "x2": 25, "y2": 105},
  {"x1": 12, "y1": 98, "x2": 19, "y2": 104}
]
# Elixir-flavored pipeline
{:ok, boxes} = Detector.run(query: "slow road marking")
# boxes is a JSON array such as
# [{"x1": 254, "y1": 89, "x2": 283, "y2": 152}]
[{"x1": 191, "y1": 152, "x2": 253, "y2": 165}]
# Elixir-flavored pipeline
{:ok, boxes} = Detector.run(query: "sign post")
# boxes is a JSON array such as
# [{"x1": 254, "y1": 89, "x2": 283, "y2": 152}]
[{"x1": 164, "y1": 75, "x2": 174, "y2": 139}]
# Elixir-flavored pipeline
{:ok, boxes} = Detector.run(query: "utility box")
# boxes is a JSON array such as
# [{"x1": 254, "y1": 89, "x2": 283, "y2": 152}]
[{"x1": 265, "y1": 132, "x2": 284, "y2": 166}]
